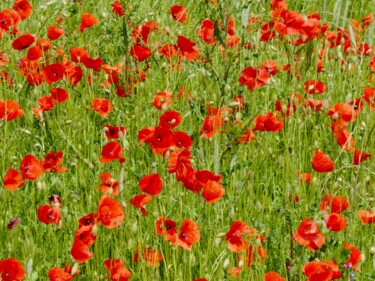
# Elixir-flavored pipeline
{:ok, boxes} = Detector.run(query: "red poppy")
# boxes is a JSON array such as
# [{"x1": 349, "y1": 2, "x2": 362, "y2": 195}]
[
  {"x1": 13, "y1": 0, "x2": 32, "y2": 20},
  {"x1": 47, "y1": 26, "x2": 64, "y2": 40},
  {"x1": 130, "y1": 44, "x2": 152, "y2": 61},
  {"x1": 202, "y1": 180, "x2": 225, "y2": 203},
  {"x1": 226, "y1": 220, "x2": 252, "y2": 252},
  {"x1": 104, "y1": 259, "x2": 131, "y2": 281},
  {"x1": 343, "y1": 243, "x2": 362, "y2": 272},
  {"x1": 170, "y1": 5, "x2": 187, "y2": 23},
  {"x1": 111, "y1": 1, "x2": 125, "y2": 16},
  {"x1": 168, "y1": 148, "x2": 192, "y2": 178},
  {"x1": 3, "y1": 168, "x2": 25, "y2": 190},
  {"x1": 20, "y1": 154, "x2": 43, "y2": 180},
  {"x1": 320, "y1": 194, "x2": 349, "y2": 213},
  {"x1": 37, "y1": 204, "x2": 61, "y2": 225},
  {"x1": 48, "y1": 267, "x2": 76, "y2": 281},
  {"x1": 97, "y1": 172, "x2": 120, "y2": 196},
  {"x1": 36, "y1": 38, "x2": 51, "y2": 51},
  {"x1": 297, "y1": 171, "x2": 312, "y2": 184},
  {"x1": 264, "y1": 272, "x2": 286, "y2": 281},
  {"x1": 131, "y1": 21, "x2": 158, "y2": 45},
  {"x1": 330, "y1": 122, "x2": 355, "y2": 152},
  {"x1": 26, "y1": 72, "x2": 43, "y2": 86},
  {"x1": 293, "y1": 218, "x2": 325, "y2": 250},
  {"x1": 304, "y1": 80, "x2": 327, "y2": 95},
  {"x1": 155, "y1": 216, "x2": 178, "y2": 245},
  {"x1": 74, "y1": 225, "x2": 97, "y2": 247},
  {"x1": 71, "y1": 239, "x2": 94, "y2": 264},
  {"x1": 304, "y1": 98, "x2": 324, "y2": 111},
  {"x1": 241, "y1": 245, "x2": 267, "y2": 267},
  {"x1": 70, "y1": 48, "x2": 89, "y2": 63},
  {"x1": 134, "y1": 246, "x2": 163, "y2": 267},
  {"x1": 324, "y1": 213, "x2": 346, "y2": 232},
  {"x1": 353, "y1": 149, "x2": 371, "y2": 165},
  {"x1": 81, "y1": 56, "x2": 103, "y2": 70},
  {"x1": 139, "y1": 173, "x2": 163, "y2": 196},
  {"x1": 262, "y1": 60, "x2": 279, "y2": 76},
  {"x1": 35, "y1": 96, "x2": 56, "y2": 112},
  {"x1": 177, "y1": 219, "x2": 200, "y2": 250},
  {"x1": 151, "y1": 91, "x2": 173, "y2": 110},
  {"x1": 252, "y1": 112, "x2": 283, "y2": 132},
  {"x1": 358, "y1": 210, "x2": 375, "y2": 224},
  {"x1": 238, "y1": 128, "x2": 256, "y2": 143},
  {"x1": 303, "y1": 261, "x2": 333, "y2": 281},
  {"x1": 102, "y1": 125, "x2": 126, "y2": 139},
  {"x1": 78, "y1": 213, "x2": 96, "y2": 228},
  {"x1": 362, "y1": 87, "x2": 375, "y2": 109},
  {"x1": 50, "y1": 88, "x2": 69, "y2": 103},
  {"x1": 42, "y1": 151, "x2": 68, "y2": 173},
  {"x1": 199, "y1": 115, "x2": 224, "y2": 139},
  {"x1": 12, "y1": 33, "x2": 34, "y2": 50},
  {"x1": 328, "y1": 102, "x2": 357, "y2": 125},
  {"x1": 0, "y1": 258, "x2": 25, "y2": 281},
  {"x1": 27, "y1": 46, "x2": 42, "y2": 61},
  {"x1": 197, "y1": 19, "x2": 216, "y2": 44},
  {"x1": 238, "y1": 66, "x2": 269, "y2": 91},
  {"x1": 227, "y1": 267, "x2": 242, "y2": 278},
  {"x1": 130, "y1": 194, "x2": 152, "y2": 216},
  {"x1": 96, "y1": 196, "x2": 124, "y2": 229},
  {"x1": 91, "y1": 98, "x2": 113, "y2": 118},
  {"x1": 311, "y1": 150, "x2": 335, "y2": 173},
  {"x1": 42, "y1": 63, "x2": 65, "y2": 84},
  {"x1": 100, "y1": 141, "x2": 125, "y2": 163},
  {"x1": 7, "y1": 218, "x2": 21, "y2": 230},
  {"x1": 0, "y1": 99, "x2": 24, "y2": 121},
  {"x1": 80, "y1": 13, "x2": 99, "y2": 32}
]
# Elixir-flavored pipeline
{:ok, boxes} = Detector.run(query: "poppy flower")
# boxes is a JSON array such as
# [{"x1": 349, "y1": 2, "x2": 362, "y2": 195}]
[
  {"x1": 35, "y1": 96, "x2": 56, "y2": 112},
  {"x1": 13, "y1": 0, "x2": 32, "y2": 20},
  {"x1": 177, "y1": 219, "x2": 200, "y2": 250},
  {"x1": 26, "y1": 72, "x2": 43, "y2": 86},
  {"x1": 50, "y1": 88, "x2": 69, "y2": 103},
  {"x1": 78, "y1": 213, "x2": 96, "y2": 228},
  {"x1": 293, "y1": 218, "x2": 325, "y2": 250},
  {"x1": 71, "y1": 238, "x2": 94, "y2": 264},
  {"x1": 70, "y1": 48, "x2": 89, "y2": 63},
  {"x1": 20, "y1": 154, "x2": 43, "y2": 180},
  {"x1": 47, "y1": 26, "x2": 64, "y2": 40},
  {"x1": 264, "y1": 272, "x2": 286, "y2": 281},
  {"x1": 27, "y1": 46, "x2": 42, "y2": 61},
  {"x1": 97, "y1": 172, "x2": 120, "y2": 196},
  {"x1": 42, "y1": 63, "x2": 65, "y2": 84},
  {"x1": 303, "y1": 261, "x2": 333, "y2": 281},
  {"x1": 42, "y1": 151, "x2": 68, "y2": 173},
  {"x1": 241, "y1": 245, "x2": 267, "y2": 267},
  {"x1": 130, "y1": 194, "x2": 152, "y2": 216},
  {"x1": 238, "y1": 128, "x2": 256, "y2": 143},
  {"x1": 297, "y1": 171, "x2": 312, "y2": 184},
  {"x1": 139, "y1": 173, "x2": 163, "y2": 196},
  {"x1": 362, "y1": 87, "x2": 375, "y2": 109},
  {"x1": 358, "y1": 210, "x2": 375, "y2": 224},
  {"x1": 328, "y1": 102, "x2": 357, "y2": 125},
  {"x1": 170, "y1": 5, "x2": 187, "y2": 23},
  {"x1": 111, "y1": 1, "x2": 125, "y2": 16},
  {"x1": 155, "y1": 216, "x2": 178, "y2": 245},
  {"x1": 238, "y1": 66, "x2": 269, "y2": 91},
  {"x1": 134, "y1": 246, "x2": 163, "y2": 267},
  {"x1": 171, "y1": 131, "x2": 193, "y2": 149},
  {"x1": 324, "y1": 213, "x2": 346, "y2": 232},
  {"x1": 48, "y1": 266, "x2": 77, "y2": 281},
  {"x1": 199, "y1": 115, "x2": 224, "y2": 139},
  {"x1": 102, "y1": 125, "x2": 126, "y2": 139},
  {"x1": 343, "y1": 243, "x2": 362, "y2": 272},
  {"x1": 0, "y1": 258, "x2": 25, "y2": 281},
  {"x1": 12, "y1": 33, "x2": 34, "y2": 50},
  {"x1": 91, "y1": 98, "x2": 113, "y2": 118},
  {"x1": 3, "y1": 168, "x2": 25, "y2": 190},
  {"x1": 37, "y1": 204, "x2": 61, "y2": 225},
  {"x1": 320, "y1": 194, "x2": 349, "y2": 213},
  {"x1": 149, "y1": 127, "x2": 174, "y2": 155},
  {"x1": 151, "y1": 91, "x2": 173, "y2": 110},
  {"x1": 168, "y1": 148, "x2": 193, "y2": 178},
  {"x1": 80, "y1": 13, "x2": 99, "y2": 32},
  {"x1": 197, "y1": 19, "x2": 216, "y2": 44},
  {"x1": 252, "y1": 112, "x2": 283, "y2": 132},
  {"x1": 104, "y1": 259, "x2": 131, "y2": 281},
  {"x1": 304, "y1": 80, "x2": 327, "y2": 95},
  {"x1": 7, "y1": 217, "x2": 21, "y2": 230},
  {"x1": 81, "y1": 56, "x2": 103, "y2": 70},
  {"x1": 226, "y1": 220, "x2": 252, "y2": 252},
  {"x1": 201, "y1": 180, "x2": 225, "y2": 203},
  {"x1": 330, "y1": 122, "x2": 355, "y2": 152},
  {"x1": 100, "y1": 141, "x2": 125, "y2": 163},
  {"x1": 131, "y1": 21, "x2": 158, "y2": 45},
  {"x1": 227, "y1": 267, "x2": 242, "y2": 278},
  {"x1": 353, "y1": 149, "x2": 371, "y2": 165},
  {"x1": 74, "y1": 225, "x2": 97, "y2": 247},
  {"x1": 0, "y1": 99, "x2": 24, "y2": 121},
  {"x1": 311, "y1": 150, "x2": 335, "y2": 173},
  {"x1": 130, "y1": 44, "x2": 152, "y2": 61},
  {"x1": 96, "y1": 196, "x2": 124, "y2": 229}
]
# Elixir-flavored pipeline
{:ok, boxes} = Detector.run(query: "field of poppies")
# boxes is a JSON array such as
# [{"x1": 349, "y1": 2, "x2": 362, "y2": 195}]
[{"x1": 0, "y1": 0, "x2": 375, "y2": 280}]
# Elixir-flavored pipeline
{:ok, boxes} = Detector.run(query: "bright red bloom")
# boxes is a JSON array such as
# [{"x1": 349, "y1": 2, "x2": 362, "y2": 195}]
[
  {"x1": 97, "y1": 172, "x2": 120, "y2": 196},
  {"x1": 74, "y1": 225, "x2": 97, "y2": 247},
  {"x1": 0, "y1": 258, "x2": 25, "y2": 281},
  {"x1": 177, "y1": 219, "x2": 200, "y2": 250},
  {"x1": 70, "y1": 48, "x2": 89, "y2": 63},
  {"x1": 96, "y1": 196, "x2": 124, "y2": 229},
  {"x1": 253, "y1": 112, "x2": 283, "y2": 132},
  {"x1": 3, "y1": 168, "x2": 24, "y2": 190},
  {"x1": 27, "y1": 46, "x2": 42, "y2": 60},
  {"x1": 343, "y1": 243, "x2": 362, "y2": 272},
  {"x1": 48, "y1": 266, "x2": 77, "y2": 281},
  {"x1": 264, "y1": 272, "x2": 286, "y2": 281},
  {"x1": 35, "y1": 96, "x2": 56, "y2": 112},
  {"x1": 0, "y1": 99, "x2": 24, "y2": 121},
  {"x1": 328, "y1": 102, "x2": 357, "y2": 125},
  {"x1": 13, "y1": 0, "x2": 33, "y2": 20},
  {"x1": 304, "y1": 80, "x2": 327, "y2": 95},
  {"x1": 80, "y1": 13, "x2": 99, "y2": 32},
  {"x1": 324, "y1": 213, "x2": 346, "y2": 232},
  {"x1": 130, "y1": 194, "x2": 152, "y2": 216},
  {"x1": 320, "y1": 194, "x2": 349, "y2": 214},
  {"x1": 100, "y1": 141, "x2": 125, "y2": 163},
  {"x1": 104, "y1": 259, "x2": 131, "y2": 281},
  {"x1": 293, "y1": 218, "x2": 325, "y2": 251},
  {"x1": 37, "y1": 204, "x2": 61, "y2": 225},
  {"x1": 358, "y1": 210, "x2": 375, "y2": 224},
  {"x1": 71, "y1": 239, "x2": 94, "y2": 264},
  {"x1": 170, "y1": 5, "x2": 187, "y2": 23},
  {"x1": 241, "y1": 245, "x2": 267, "y2": 267},
  {"x1": 238, "y1": 66, "x2": 269, "y2": 91},
  {"x1": 311, "y1": 150, "x2": 335, "y2": 173},
  {"x1": 12, "y1": 33, "x2": 34, "y2": 50},
  {"x1": 353, "y1": 149, "x2": 371, "y2": 165},
  {"x1": 134, "y1": 246, "x2": 163, "y2": 267},
  {"x1": 226, "y1": 220, "x2": 252, "y2": 252},
  {"x1": 50, "y1": 88, "x2": 69, "y2": 103},
  {"x1": 303, "y1": 261, "x2": 333, "y2": 281},
  {"x1": 155, "y1": 216, "x2": 178, "y2": 245},
  {"x1": 91, "y1": 98, "x2": 113, "y2": 118},
  {"x1": 20, "y1": 154, "x2": 43, "y2": 180},
  {"x1": 201, "y1": 180, "x2": 225, "y2": 203},
  {"x1": 151, "y1": 91, "x2": 173, "y2": 110},
  {"x1": 81, "y1": 56, "x2": 103, "y2": 70},
  {"x1": 130, "y1": 44, "x2": 152, "y2": 61},
  {"x1": 131, "y1": 21, "x2": 158, "y2": 45},
  {"x1": 42, "y1": 63, "x2": 65, "y2": 84},
  {"x1": 297, "y1": 171, "x2": 312, "y2": 184},
  {"x1": 103, "y1": 125, "x2": 125, "y2": 139},
  {"x1": 159, "y1": 110, "x2": 182, "y2": 129},
  {"x1": 47, "y1": 26, "x2": 64, "y2": 40},
  {"x1": 139, "y1": 173, "x2": 163, "y2": 196},
  {"x1": 42, "y1": 151, "x2": 68, "y2": 173},
  {"x1": 197, "y1": 19, "x2": 216, "y2": 44},
  {"x1": 7, "y1": 218, "x2": 21, "y2": 230},
  {"x1": 330, "y1": 121, "x2": 355, "y2": 152},
  {"x1": 111, "y1": 1, "x2": 125, "y2": 16}
]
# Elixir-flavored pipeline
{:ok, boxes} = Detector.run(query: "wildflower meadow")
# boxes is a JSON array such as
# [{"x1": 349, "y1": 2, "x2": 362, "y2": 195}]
[{"x1": 0, "y1": 0, "x2": 375, "y2": 280}]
